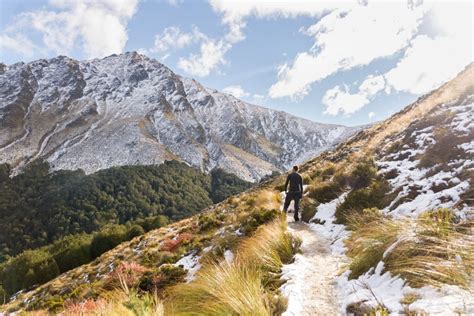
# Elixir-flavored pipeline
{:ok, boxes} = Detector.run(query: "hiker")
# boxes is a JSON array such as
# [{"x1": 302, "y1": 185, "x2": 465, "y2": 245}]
[{"x1": 283, "y1": 165, "x2": 303, "y2": 221}]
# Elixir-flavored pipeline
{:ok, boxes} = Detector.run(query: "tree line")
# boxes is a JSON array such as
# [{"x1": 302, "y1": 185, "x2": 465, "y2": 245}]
[{"x1": 0, "y1": 160, "x2": 252, "y2": 300}]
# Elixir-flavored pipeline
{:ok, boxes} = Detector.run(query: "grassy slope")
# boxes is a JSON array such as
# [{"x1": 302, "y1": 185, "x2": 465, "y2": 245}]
[{"x1": 3, "y1": 63, "x2": 473, "y2": 314}]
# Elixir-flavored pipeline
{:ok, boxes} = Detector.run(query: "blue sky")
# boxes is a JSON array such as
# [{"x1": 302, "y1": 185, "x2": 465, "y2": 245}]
[{"x1": 1, "y1": 0, "x2": 472, "y2": 126}]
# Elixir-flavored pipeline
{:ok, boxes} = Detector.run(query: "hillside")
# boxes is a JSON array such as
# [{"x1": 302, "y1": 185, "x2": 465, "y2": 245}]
[
  {"x1": 0, "y1": 52, "x2": 357, "y2": 182},
  {"x1": 1, "y1": 64, "x2": 472, "y2": 314}
]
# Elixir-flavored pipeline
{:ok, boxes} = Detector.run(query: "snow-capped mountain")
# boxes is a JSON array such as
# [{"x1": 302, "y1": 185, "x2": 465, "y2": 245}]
[{"x1": 0, "y1": 52, "x2": 357, "y2": 181}]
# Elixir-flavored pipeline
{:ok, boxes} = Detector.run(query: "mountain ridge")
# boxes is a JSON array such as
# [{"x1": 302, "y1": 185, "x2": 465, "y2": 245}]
[{"x1": 0, "y1": 52, "x2": 358, "y2": 181}]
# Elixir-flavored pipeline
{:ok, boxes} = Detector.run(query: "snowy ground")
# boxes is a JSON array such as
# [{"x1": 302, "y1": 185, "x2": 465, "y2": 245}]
[
  {"x1": 280, "y1": 194, "x2": 473, "y2": 315},
  {"x1": 281, "y1": 219, "x2": 342, "y2": 315},
  {"x1": 280, "y1": 194, "x2": 347, "y2": 315}
]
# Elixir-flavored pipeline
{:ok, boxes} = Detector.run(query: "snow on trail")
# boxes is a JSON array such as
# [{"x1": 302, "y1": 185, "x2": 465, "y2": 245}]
[
  {"x1": 281, "y1": 220, "x2": 341, "y2": 315},
  {"x1": 280, "y1": 195, "x2": 347, "y2": 315}
]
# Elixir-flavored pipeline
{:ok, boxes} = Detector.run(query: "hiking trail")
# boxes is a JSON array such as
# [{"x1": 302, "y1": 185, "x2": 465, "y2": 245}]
[{"x1": 280, "y1": 195, "x2": 347, "y2": 316}]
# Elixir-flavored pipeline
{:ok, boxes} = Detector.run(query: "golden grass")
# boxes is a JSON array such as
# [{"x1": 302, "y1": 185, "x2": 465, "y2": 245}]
[
  {"x1": 253, "y1": 189, "x2": 281, "y2": 210},
  {"x1": 345, "y1": 208, "x2": 473, "y2": 288},
  {"x1": 165, "y1": 215, "x2": 299, "y2": 315},
  {"x1": 345, "y1": 209, "x2": 402, "y2": 279}
]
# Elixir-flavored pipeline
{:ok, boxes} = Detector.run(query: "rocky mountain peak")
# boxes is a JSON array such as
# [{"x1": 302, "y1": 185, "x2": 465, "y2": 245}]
[{"x1": 0, "y1": 53, "x2": 359, "y2": 181}]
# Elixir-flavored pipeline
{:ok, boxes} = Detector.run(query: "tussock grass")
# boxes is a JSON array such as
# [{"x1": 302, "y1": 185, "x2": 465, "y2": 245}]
[
  {"x1": 300, "y1": 197, "x2": 319, "y2": 223},
  {"x1": 345, "y1": 209, "x2": 401, "y2": 279},
  {"x1": 346, "y1": 208, "x2": 473, "y2": 288},
  {"x1": 166, "y1": 215, "x2": 300, "y2": 315},
  {"x1": 254, "y1": 189, "x2": 281, "y2": 210}
]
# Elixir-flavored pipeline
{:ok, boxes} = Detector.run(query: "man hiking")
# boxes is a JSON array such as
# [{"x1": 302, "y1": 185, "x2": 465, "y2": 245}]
[{"x1": 283, "y1": 165, "x2": 303, "y2": 221}]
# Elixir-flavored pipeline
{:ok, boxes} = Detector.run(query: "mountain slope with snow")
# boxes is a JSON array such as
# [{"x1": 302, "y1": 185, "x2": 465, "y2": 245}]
[
  {"x1": 285, "y1": 62, "x2": 473, "y2": 314},
  {"x1": 0, "y1": 52, "x2": 356, "y2": 181}
]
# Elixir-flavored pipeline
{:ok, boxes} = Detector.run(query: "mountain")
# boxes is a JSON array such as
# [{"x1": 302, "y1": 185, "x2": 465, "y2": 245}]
[
  {"x1": 0, "y1": 52, "x2": 356, "y2": 181},
  {"x1": 3, "y1": 64, "x2": 472, "y2": 314}
]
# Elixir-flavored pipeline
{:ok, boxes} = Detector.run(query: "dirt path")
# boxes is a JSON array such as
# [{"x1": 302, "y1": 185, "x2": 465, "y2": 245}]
[{"x1": 281, "y1": 218, "x2": 342, "y2": 315}]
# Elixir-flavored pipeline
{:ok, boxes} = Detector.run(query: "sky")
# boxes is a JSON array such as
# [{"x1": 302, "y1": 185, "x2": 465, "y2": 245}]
[{"x1": 0, "y1": 0, "x2": 472, "y2": 126}]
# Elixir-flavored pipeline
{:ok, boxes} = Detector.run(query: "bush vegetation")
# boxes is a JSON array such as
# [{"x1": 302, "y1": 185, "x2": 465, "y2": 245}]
[
  {"x1": 345, "y1": 208, "x2": 473, "y2": 288},
  {"x1": 165, "y1": 215, "x2": 300, "y2": 315},
  {"x1": 0, "y1": 160, "x2": 252, "y2": 262},
  {"x1": 0, "y1": 161, "x2": 252, "y2": 300}
]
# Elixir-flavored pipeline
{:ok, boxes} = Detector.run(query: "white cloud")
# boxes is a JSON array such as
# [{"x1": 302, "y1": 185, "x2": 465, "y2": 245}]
[
  {"x1": 149, "y1": 26, "x2": 203, "y2": 54},
  {"x1": 269, "y1": 2, "x2": 427, "y2": 99},
  {"x1": 166, "y1": 0, "x2": 183, "y2": 6},
  {"x1": 322, "y1": 75, "x2": 385, "y2": 116},
  {"x1": 384, "y1": 2, "x2": 473, "y2": 95},
  {"x1": 385, "y1": 35, "x2": 472, "y2": 95},
  {"x1": 209, "y1": 0, "x2": 349, "y2": 44},
  {"x1": 368, "y1": 112, "x2": 375, "y2": 119},
  {"x1": 193, "y1": 1, "x2": 350, "y2": 77},
  {"x1": 178, "y1": 39, "x2": 230, "y2": 77},
  {"x1": 2, "y1": 0, "x2": 139, "y2": 58},
  {"x1": 0, "y1": 34, "x2": 37, "y2": 56},
  {"x1": 222, "y1": 85, "x2": 250, "y2": 98}
]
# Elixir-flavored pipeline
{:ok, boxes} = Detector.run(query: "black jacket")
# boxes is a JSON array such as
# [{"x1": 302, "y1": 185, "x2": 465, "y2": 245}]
[{"x1": 284, "y1": 172, "x2": 303, "y2": 193}]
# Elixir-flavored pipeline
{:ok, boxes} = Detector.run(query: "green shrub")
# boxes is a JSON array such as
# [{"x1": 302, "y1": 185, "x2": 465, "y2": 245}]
[
  {"x1": 336, "y1": 179, "x2": 391, "y2": 224},
  {"x1": 135, "y1": 215, "x2": 169, "y2": 232},
  {"x1": 127, "y1": 224, "x2": 145, "y2": 240},
  {"x1": 90, "y1": 225, "x2": 128, "y2": 258},
  {"x1": 347, "y1": 159, "x2": 378, "y2": 189},
  {"x1": 0, "y1": 284, "x2": 7, "y2": 304},
  {"x1": 240, "y1": 208, "x2": 279, "y2": 235},
  {"x1": 418, "y1": 129, "x2": 469, "y2": 168},
  {"x1": 0, "y1": 249, "x2": 60, "y2": 296},
  {"x1": 51, "y1": 234, "x2": 93, "y2": 273},
  {"x1": 307, "y1": 182, "x2": 341, "y2": 203},
  {"x1": 198, "y1": 213, "x2": 222, "y2": 232},
  {"x1": 139, "y1": 264, "x2": 187, "y2": 293}
]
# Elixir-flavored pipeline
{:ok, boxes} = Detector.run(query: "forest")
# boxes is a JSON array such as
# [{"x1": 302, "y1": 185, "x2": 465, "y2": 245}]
[
  {"x1": 0, "y1": 160, "x2": 252, "y2": 261},
  {"x1": 0, "y1": 160, "x2": 252, "y2": 298}
]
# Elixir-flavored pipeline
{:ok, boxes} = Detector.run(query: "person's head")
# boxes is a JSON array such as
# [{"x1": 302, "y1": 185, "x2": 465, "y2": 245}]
[{"x1": 292, "y1": 165, "x2": 298, "y2": 172}]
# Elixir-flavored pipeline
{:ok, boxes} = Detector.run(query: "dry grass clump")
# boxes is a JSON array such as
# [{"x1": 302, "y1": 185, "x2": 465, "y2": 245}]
[
  {"x1": 64, "y1": 289, "x2": 164, "y2": 316},
  {"x1": 345, "y1": 209, "x2": 401, "y2": 279},
  {"x1": 346, "y1": 208, "x2": 473, "y2": 288},
  {"x1": 159, "y1": 232, "x2": 193, "y2": 252},
  {"x1": 253, "y1": 189, "x2": 281, "y2": 210},
  {"x1": 300, "y1": 197, "x2": 319, "y2": 223},
  {"x1": 417, "y1": 128, "x2": 471, "y2": 168},
  {"x1": 105, "y1": 261, "x2": 149, "y2": 289},
  {"x1": 384, "y1": 210, "x2": 473, "y2": 288},
  {"x1": 165, "y1": 215, "x2": 300, "y2": 315}
]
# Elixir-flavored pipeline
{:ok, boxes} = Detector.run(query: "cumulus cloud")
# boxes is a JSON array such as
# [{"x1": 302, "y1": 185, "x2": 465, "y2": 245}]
[
  {"x1": 142, "y1": 25, "x2": 228, "y2": 77},
  {"x1": 322, "y1": 75, "x2": 385, "y2": 116},
  {"x1": 148, "y1": 26, "x2": 204, "y2": 54},
  {"x1": 192, "y1": 1, "x2": 348, "y2": 77},
  {"x1": 0, "y1": 34, "x2": 37, "y2": 57},
  {"x1": 222, "y1": 85, "x2": 250, "y2": 98},
  {"x1": 1, "y1": 0, "x2": 139, "y2": 58},
  {"x1": 368, "y1": 112, "x2": 376, "y2": 119},
  {"x1": 384, "y1": 2, "x2": 473, "y2": 95},
  {"x1": 269, "y1": 2, "x2": 427, "y2": 99},
  {"x1": 178, "y1": 39, "x2": 230, "y2": 77},
  {"x1": 322, "y1": 2, "x2": 473, "y2": 116}
]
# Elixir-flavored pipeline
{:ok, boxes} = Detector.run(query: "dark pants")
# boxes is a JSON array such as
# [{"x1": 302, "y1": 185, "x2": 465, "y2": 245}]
[{"x1": 283, "y1": 191, "x2": 302, "y2": 219}]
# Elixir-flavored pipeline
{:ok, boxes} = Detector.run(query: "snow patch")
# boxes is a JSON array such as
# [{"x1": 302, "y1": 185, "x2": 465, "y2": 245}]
[
  {"x1": 224, "y1": 250, "x2": 234, "y2": 263},
  {"x1": 175, "y1": 251, "x2": 202, "y2": 283},
  {"x1": 309, "y1": 193, "x2": 349, "y2": 255}
]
